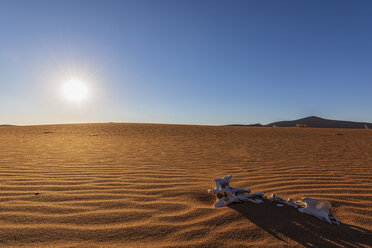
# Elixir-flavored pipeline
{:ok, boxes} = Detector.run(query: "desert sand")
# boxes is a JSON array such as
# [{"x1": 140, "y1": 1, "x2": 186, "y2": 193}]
[{"x1": 0, "y1": 124, "x2": 371, "y2": 247}]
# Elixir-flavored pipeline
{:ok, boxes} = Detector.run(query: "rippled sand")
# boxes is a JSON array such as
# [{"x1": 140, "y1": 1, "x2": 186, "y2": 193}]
[{"x1": 0, "y1": 124, "x2": 371, "y2": 247}]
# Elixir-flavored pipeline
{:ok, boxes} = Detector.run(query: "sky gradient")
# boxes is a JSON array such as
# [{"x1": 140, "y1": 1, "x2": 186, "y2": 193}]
[{"x1": 1, "y1": 0, "x2": 372, "y2": 125}]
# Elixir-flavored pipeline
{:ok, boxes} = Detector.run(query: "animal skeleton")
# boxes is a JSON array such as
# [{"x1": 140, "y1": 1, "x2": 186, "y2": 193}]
[{"x1": 209, "y1": 175, "x2": 340, "y2": 225}]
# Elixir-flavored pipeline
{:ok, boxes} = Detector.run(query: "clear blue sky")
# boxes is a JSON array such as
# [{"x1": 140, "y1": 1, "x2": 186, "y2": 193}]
[{"x1": 1, "y1": 0, "x2": 371, "y2": 125}]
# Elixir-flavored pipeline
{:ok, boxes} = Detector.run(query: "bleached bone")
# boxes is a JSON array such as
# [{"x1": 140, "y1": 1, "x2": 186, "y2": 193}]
[
  {"x1": 247, "y1": 198, "x2": 264, "y2": 203},
  {"x1": 297, "y1": 197, "x2": 336, "y2": 224},
  {"x1": 268, "y1": 194, "x2": 286, "y2": 203},
  {"x1": 209, "y1": 175, "x2": 340, "y2": 225},
  {"x1": 329, "y1": 215, "x2": 340, "y2": 225},
  {"x1": 253, "y1": 192, "x2": 265, "y2": 197},
  {"x1": 237, "y1": 192, "x2": 264, "y2": 203},
  {"x1": 268, "y1": 194, "x2": 276, "y2": 201},
  {"x1": 295, "y1": 200, "x2": 307, "y2": 208},
  {"x1": 208, "y1": 175, "x2": 264, "y2": 207},
  {"x1": 236, "y1": 192, "x2": 253, "y2": 201},
  {"x1": 277, "y1": 196, "x2": 286, "y2": 202},
  {"x1": 286, "y1": 198, "x2": 298, "y2": 208}
]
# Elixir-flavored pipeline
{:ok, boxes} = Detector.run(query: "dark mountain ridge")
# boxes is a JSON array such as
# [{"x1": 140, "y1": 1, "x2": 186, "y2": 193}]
[
  {"x1": 228, "y1": 116, "x2": 372, "y2": 129},
  {"x1": 269, "y1": 116, "x2": 371, "y2": 129}
]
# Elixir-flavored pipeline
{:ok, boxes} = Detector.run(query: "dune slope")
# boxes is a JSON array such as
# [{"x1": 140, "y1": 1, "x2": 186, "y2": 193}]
[{"x1": 0, "y1": 124, "x2": 371, "y2": 247}]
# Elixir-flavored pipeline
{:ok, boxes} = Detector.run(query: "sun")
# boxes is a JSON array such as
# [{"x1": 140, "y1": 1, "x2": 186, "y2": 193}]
[{"x1": 61, "y1": 79, "x2": 88, "y2": 102}]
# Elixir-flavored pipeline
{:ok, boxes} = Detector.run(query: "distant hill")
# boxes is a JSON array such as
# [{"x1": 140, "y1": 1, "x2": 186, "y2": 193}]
[
  {"x1": 227, "y1": 116, "x2": 372, "y2": 129},
  {"x1": 268, "y1": 116, "x2": 372, "y2": 129}
]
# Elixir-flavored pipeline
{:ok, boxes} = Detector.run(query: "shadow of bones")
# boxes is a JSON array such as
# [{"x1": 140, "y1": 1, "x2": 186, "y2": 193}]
[{"x1": 229, "y1": 201, "x2": 371, "y2": 248}]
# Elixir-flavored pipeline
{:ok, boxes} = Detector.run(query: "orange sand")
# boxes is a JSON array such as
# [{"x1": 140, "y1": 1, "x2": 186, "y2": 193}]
[{"x1": 0, "y1": 124, "x2": 371, "y2": 247}]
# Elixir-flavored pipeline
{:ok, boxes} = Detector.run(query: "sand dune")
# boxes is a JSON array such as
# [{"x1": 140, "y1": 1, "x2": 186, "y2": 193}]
[{"x1": 0, "y1": 124, "x2": 371, "y2": 247}]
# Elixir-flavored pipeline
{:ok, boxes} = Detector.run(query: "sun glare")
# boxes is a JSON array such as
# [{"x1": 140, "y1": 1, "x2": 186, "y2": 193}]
[{"x1": 62, "y1": 79, "x2": 88, "y2": 102}]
